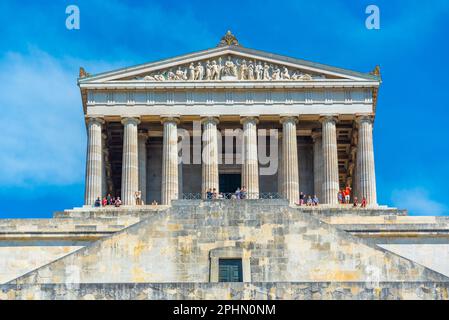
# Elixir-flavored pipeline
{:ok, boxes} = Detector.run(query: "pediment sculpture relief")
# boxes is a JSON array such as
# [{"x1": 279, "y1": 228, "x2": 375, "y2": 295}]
[{"x1": 137, "y1": 56, "x2": 324, "y2": 82}]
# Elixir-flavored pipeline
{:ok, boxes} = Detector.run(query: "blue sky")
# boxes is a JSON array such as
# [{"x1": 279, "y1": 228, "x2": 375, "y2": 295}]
[{"x1": 0, "y1": 0, "x2": 448, "y2": 218}]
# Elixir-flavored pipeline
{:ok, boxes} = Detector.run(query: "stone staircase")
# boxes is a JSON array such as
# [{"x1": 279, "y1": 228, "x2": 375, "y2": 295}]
[{"x1": 2, "y1": 200, "x2": 448, "y2": 300}]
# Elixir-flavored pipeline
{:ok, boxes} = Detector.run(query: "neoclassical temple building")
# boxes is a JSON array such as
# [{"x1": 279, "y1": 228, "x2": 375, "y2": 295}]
[
  {"x1": 81, "y1": 31, "x2": 379, "y2": 206},
  {"x1": 2, "y1": 32, "x2": 449, "y2": 300}
]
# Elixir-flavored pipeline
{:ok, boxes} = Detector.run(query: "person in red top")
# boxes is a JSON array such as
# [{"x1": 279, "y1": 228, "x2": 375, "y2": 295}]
[
  {"x1": 361, "y1": 197, "x2": 367, "y2": 208},
  {"x1": 102, "y1": 197, "x2": 107, "y2": 207},
  {"x1": 344, "y1": 186, "x2": 352, "y2": 204}
]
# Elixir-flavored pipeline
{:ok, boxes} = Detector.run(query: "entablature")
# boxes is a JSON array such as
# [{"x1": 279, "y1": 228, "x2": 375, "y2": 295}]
[{"x1": 85, "y1": 87, "x2": 373, "y2": 107}]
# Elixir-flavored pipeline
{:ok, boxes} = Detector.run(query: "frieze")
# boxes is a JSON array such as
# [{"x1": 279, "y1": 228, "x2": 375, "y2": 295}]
[{"x1": 135, "y1": 55, "x2": 325, "y2": 82}]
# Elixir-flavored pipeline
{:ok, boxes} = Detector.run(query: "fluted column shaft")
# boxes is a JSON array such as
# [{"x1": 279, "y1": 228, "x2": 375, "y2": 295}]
[
  {"x1": 281, "y1": 117, "x2": 299, "y2": 204},
  {"x1": 161, "y1": 118, "x2": 179, "y2": 205},
  {"x1": 277, "y1": 134, "x2": 283, "y2": 195},
  {"x1": 321, "y1": 116, "x2": 339, "y2": 205},
  {"x1": 84, "y1": 117, "x2": 104, "y2": 205},
  {"x1": 356, "y1": 116, "x2": 377, "y2": 205},
  {"x1": 353, "y1": 153, "x2": 359, "y2": 200},
  {"x1": 312, "y1": 130, "x2": 323, "y2": 201},
  {"x1": 241, "y1": 117, "x2": 259, "y2": 198},
  {"x1": 101, "y1": 133, "x2": 108, "y2": 197},
  {"x1": 138, "y1": 130, "x2": 148, "y2": 204},
  {"x1": 121, "y1": 117, "x2": 140, "y2": 205},
  {"x1": 202, "y1": 117, "x2": 219, "y2": 196}
]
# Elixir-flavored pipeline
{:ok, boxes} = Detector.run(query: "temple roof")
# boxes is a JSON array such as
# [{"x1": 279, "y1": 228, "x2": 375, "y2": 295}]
[{"x1": 78, "y1": 31, "x2": 380, "y2": 84}]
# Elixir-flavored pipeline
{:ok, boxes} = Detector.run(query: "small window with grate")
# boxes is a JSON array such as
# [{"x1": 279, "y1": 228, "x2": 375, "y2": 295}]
[{"x1": 218, "y1": 258, "x2": 243, "y2": 282}]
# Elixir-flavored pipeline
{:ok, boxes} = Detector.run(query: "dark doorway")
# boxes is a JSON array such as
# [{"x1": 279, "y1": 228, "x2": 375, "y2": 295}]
[
  {"x1": 219, "y1": 174, "x2": 241, "y2": 193},
  {"x1": 218, "y1": 258, "x2": 243, "y2": 282}
]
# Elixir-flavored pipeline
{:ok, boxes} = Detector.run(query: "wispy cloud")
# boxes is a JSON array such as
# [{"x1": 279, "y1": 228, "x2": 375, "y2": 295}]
[
  {"x1": 391, "y1": 188, "x2": 447, "y2": 216},
  {"x1": 0, "y1": 48, "x2": 123, "y2": 187}
]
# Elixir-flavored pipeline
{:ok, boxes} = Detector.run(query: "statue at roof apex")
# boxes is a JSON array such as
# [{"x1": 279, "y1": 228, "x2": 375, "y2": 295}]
[
  {"x1": 371, "y1": 65, "x2": 381, "y2": 77},
  {"x1": 217, "y1": 30, "x2": 240, "y2": 47},
  {"x1": 79, "y1": 67, "x2": 90, "y2": 78}
]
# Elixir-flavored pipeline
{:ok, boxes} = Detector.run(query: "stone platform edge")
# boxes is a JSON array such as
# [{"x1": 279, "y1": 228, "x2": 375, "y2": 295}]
[{"x1": 1, "y1": 281, "x2": 449, "y2": 300}]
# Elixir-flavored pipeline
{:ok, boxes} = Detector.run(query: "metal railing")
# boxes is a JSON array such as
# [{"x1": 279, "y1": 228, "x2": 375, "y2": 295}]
[{"x1": 181, "y1": 192, "x2": 284, "y2": 200}]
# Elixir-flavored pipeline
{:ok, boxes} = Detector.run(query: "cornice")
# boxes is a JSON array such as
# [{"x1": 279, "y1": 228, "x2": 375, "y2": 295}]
[{"x1": 79, "y1": 80, "x2": 380, "y2": 90}]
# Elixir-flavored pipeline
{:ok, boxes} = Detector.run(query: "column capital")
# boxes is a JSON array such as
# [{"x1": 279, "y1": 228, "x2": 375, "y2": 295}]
[
  {"x1": 86, "y1": 116, "x2": 105, "y2": 125},
  {"x1": 121, "y1": 117, "x2": 140, "y2": 125},
  {"x1": 280, "y1": 116, "x2": 298, "y2": 124},
  {"x1": 311, "y1": 129, "x2": 322, "y2": 141},
  {"x1": 240, "y1": 116, "x2": 259, "y2": 125},
  {"x1": 201, "y1": 116, "x2": 220, "y2": 125},
  {"x1": 319, "y1": 115, "x2": 338, "y2": 124},
  {"x1": 161, "y1": 116, "x2": 180, "y2": 125},
  {"x1": 355, "y1": 114, "x2": 374, "y2": 124}
]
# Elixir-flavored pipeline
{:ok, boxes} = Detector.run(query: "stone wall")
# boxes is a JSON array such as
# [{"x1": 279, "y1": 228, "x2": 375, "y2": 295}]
[
  {"x1": 0, "y1": 215, "x2": 147, "y2": 284},
  {"x1": 0, "y1": 246, "x2": 83, "y2": 285},
  {"x1": 2, "y1": 282, "x2": 449, "y2": 300},
  {"x1": 6, "y1": 200, "x2": 447, "y2": 286}
]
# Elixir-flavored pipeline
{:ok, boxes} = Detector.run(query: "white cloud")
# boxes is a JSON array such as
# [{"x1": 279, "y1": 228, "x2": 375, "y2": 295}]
[
  {"x1": 0, "y1": 48, "x2": 123, "y2": 187},
  {"x1": 391, "y1": 188, "x2": 447, "y2": 216}
]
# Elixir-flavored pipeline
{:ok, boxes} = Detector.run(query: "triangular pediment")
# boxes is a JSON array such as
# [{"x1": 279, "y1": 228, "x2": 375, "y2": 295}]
[{"x1": 79, "y1": 45, "x2": 379, "y2": 84}]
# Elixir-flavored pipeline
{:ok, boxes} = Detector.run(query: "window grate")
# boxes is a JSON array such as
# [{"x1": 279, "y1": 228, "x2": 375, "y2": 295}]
[{"x1": 218, "y1": 258, "x2": 243, "y2": 282}]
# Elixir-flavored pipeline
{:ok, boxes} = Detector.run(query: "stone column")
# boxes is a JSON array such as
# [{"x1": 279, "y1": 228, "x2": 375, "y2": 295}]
[
  {"x1": 312, "y1": 129, "x2": 323, "y2": 201},
  {"x1": 121, "y1": 117, "x2": 140, "y2": 205},
  {"x1": 277, "y1": 134, "x2": 283, "y2": 195},
  {"x1": 201, "y1": 117, "x2": 219, "y2": 197},
  {"x1": 84, "y1": 117, "x2": 104, "y2": 206},
  {"x1": 349, "y1": 146, "x2": 357, "y2": 199},
  {"x1": 280, "y1": 116, "x2": 299, "y2": 204},
  {"x1": 178, "y1": 161, "x2": 183, "y2": 198},
  {"x1": 161, "y1": 117, "x2": 179, "y2": 205},
  {"x1": 138, "y1": 129, "x2": 148, "y2": 204},
  {"x1": 321, "y1": 116, "x2": 339, "y2": 205},
  {"x1": 241, "y1": 117, "x2": 259, "y2": 198},
  {"x1": 101, "y1": 133, "x2": 108, "y2": 198},
  {"x1": 356, "y1": 116, "x2": 377, "y2": 206}
]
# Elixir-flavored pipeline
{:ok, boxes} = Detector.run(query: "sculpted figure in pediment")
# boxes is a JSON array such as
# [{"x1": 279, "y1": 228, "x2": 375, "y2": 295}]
[
  {"x1": 247, "y1": 61, "x2": 255, "y2": 80},
  {"x1": 222, "y1": 56, "x2": 237, "y2": 78},
  {"x1": 210, "y1": 60, "x2": 221, "y2": 80},
  {"x1": 167, "y1": 70, "x2": 176, "y2": 81},
  {"x1": 175, "y1": 66, "x2": 187, "y2": 80},
  {"x1": 195, "y1": 62, "x2": 204, "y2": 80},
  {"x1": 263, "y1": 63, "x2": 271, "y2": 80},
  {"x1": 237, "y1": 59, "x2": 248, "y2": 80},
  {"x1": 272, "y1": 65, "x2": 281, "y2": 80},
  {"x1": 281, "y1": 67, "x2": 290, "y2": 80},
  {"x1": 255, "y1": 62, "x2": 263, "y2": 80},
  {"x1": 300, "y1": 73, "x2": 313, "y2": 81},
  {"x1": 188, "y1": 63, "x2": 195, "y2": 80},
  {"x1": 205, "y1": 60, "x2": 212, "y2": 80}
]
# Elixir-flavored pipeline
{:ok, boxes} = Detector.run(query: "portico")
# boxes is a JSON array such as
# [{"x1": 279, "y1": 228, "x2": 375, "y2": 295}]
[
  {"x1": 83, "y1": 114, "x2": 377, "y2": 207},
  {"x1": 80, "y1": 31, "x2": 380, "y2": 207}
]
